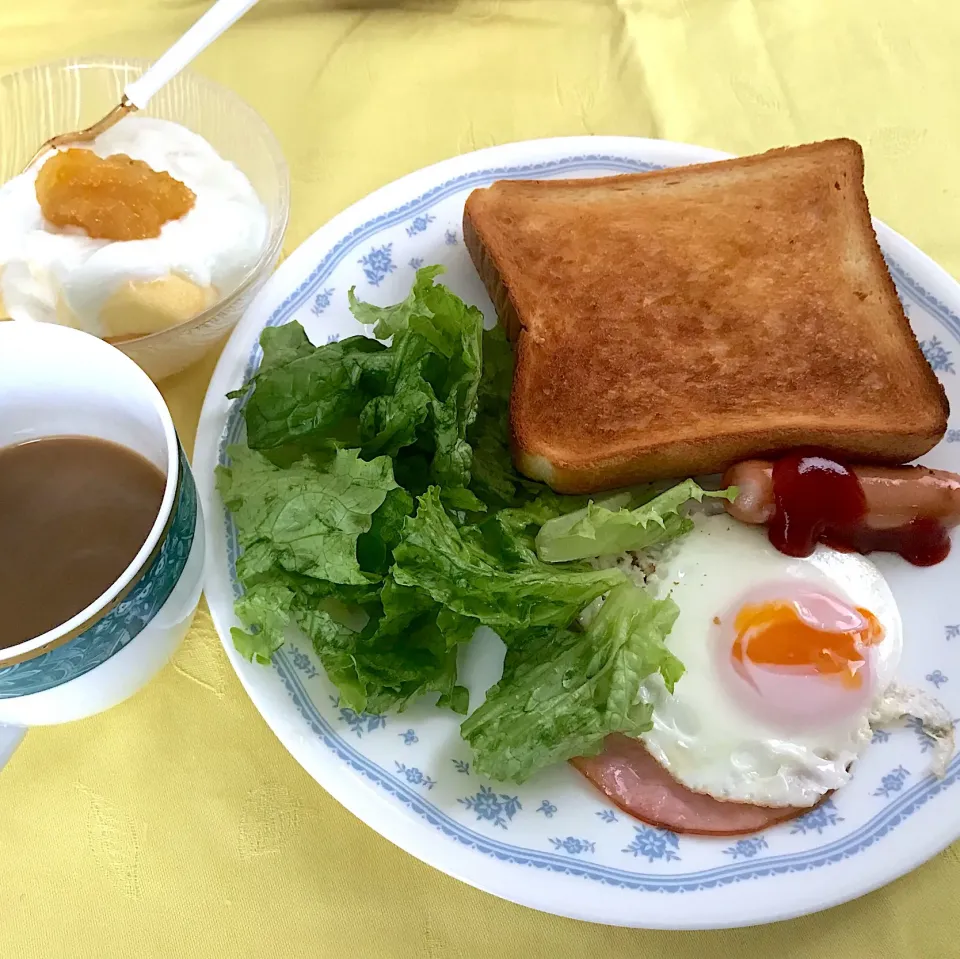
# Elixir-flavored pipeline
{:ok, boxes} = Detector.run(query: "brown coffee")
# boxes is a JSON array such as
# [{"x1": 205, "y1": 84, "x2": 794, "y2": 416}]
[{"x1": 0, "y1": 436, "x2": 166, "y2": 649}]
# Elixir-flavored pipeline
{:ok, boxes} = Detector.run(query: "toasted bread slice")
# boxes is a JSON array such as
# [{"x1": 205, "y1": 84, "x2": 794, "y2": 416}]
[{"x1": 463, "y1": 139, "x2": 949, "y2": 493}]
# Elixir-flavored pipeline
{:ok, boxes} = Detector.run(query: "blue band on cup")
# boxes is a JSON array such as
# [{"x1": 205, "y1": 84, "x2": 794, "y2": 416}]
[{"x1": 0, "y1": 444, "x2": 197, "y2": 699}]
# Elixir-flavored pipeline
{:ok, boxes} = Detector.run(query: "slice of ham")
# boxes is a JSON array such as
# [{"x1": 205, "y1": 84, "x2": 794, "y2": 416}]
[{"x1": 571, "y1": 734, "x2": 811, "y2": 836}]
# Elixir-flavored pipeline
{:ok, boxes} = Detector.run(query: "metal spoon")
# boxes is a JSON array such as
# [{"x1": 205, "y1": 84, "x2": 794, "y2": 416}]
[{"x1": 24, "y1": 0, "x2": 261, "y2": 169}]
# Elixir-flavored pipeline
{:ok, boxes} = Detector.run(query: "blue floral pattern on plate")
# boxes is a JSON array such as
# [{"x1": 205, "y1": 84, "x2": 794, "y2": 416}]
[
  {"x1": 0, "y1": 445, "x2": 196, "y2": 698},
  {"x1": 536, "y1": 800, "x2": 558, "y2": 818},
  {"x1": 358, "y1": 243, "x2": 396, "y2": 286},
  {"x1": 724, "y1": 837, "x2": 768, "y2": 860},
  {"x1": 458, "y1": 786, "x2": 522, "y2": 829},
  {"x1": 406, "y1": 213, "x2": 435, "y2": 237},
  {"x1": 267, "y1": 651, "x2": 960, "y2": 893},
  {"x1": 395, "y1": 762, "x2": 436, "y2": 790},
  {"x1": 550, "y1": 837, "x2": 595, "y2": 855},
  {"x1": 288, "y1": 644, "x2": 318, "y2": 679},
  {"x1": 310, "y1": 287, "x2": 335, "y2": 315},
  {"x1": 873, "y1": 766, "x2": 911, "y2": 798},
  {"x1": 623, "y1": 827, "x2": 681, "y2": 863},
  {"x1": 331, "y1": 698, "x2": 387, "y2": 738},
  {"x1": 789, "y1": 799, "x2": 845, "y2": 835},
  {"x1": 920, "y1": 336, "x2": 955, "y2": 373}
]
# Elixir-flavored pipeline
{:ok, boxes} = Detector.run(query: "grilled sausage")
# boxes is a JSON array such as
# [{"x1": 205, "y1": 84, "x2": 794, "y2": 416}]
[{"x1": 724, "y1": 460, "x2": 960, "y2": 530}]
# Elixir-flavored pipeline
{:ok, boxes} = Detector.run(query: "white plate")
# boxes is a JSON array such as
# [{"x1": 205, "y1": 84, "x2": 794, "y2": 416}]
[{"x1": 194, "y1": 137, "x2": 960, "y2": 929}]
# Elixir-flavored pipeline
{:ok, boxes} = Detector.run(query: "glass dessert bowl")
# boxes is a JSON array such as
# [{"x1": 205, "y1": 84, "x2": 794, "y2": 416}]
[{"x1": 0, "y1": 57, "x2": 289, "y2": 381}]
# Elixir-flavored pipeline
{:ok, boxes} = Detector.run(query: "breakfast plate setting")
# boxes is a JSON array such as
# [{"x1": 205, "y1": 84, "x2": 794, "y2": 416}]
[
  {"x1": 3, "y1": 0, "x2": 960, "y2": 950},
  {"x1": 193, "y1": 136, "x2": 960, "y2": 929}
]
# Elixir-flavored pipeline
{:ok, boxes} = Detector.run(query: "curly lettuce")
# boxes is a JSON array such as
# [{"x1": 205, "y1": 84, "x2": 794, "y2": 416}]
[
  {"x1": 461, "y1": 582, "x2": 683, "y2": 782},
  {"x1": 392, "y1": 487, "x2": 625, "y2": 635},
  {"x1": 220, "y1": 268, "x2": 710, "y2": 775},
  {"x1": 536, "y1": 479, "x2": 738, "y2": 563}
]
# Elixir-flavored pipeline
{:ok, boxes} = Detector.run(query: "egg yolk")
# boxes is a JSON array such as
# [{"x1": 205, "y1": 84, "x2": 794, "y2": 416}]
[{"x1": 731, "y1": 600, "x2": 884, "y2": 687}]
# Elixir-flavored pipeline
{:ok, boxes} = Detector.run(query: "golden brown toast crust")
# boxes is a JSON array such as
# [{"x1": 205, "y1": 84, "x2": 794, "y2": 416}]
[{"x1": 463, "y1": 139, "x2": 949, "y2": 494}]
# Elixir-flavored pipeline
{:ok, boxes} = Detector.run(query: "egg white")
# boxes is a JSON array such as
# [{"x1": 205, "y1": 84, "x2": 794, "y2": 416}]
[{"x1": 636, "y1": 513, "x2": 903, "y2": 808}]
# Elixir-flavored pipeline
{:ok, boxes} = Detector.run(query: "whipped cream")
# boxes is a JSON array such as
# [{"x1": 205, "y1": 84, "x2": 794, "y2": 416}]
[{"x1": 0, "y1": 116, "x2": 268, "y2": 338}]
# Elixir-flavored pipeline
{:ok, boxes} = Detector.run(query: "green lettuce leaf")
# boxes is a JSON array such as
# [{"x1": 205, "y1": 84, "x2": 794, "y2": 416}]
[
  {"x1": 241, "y1": 328, "x2": 390, "y2": 458},
  {"x1": 354, "y1": 342, "x2": 435, "y2": 460},
  {"x1": 294, "y1": 606, "x2": 369, "y2": 709},
  {"x1": 347, "y1": 264, "x2": 446, "y2": 339},
  {"x1": 230, "y1": 578, "x2": 297, "y2": 664},
  {"x1": 231, "y1": 321, "x2": 315, "y2": 389},
  {"x1": 218, "y1": 445, "x2": 397, "y2": 585},
  {"x1": 296, "y1": 577, "x2": 473, "y2": 715},
  {"x1": 470, "y1": 490, "x2": 591, "y2": 570},
  {"x1": 465, "y1": 324, "x2": 537, "y2": 510},
  {"x1": 356, "y1": 487, "x2": 415, "y2": 576},
  {"x1": 377, "y1": 267, "x2": 483, "y2": 492},
  {"x1": 219, "y1": 443, "x2": 400, "y2": 667},
  {"x1": 535, "y1": 479, "x2": 739, "y2": 563},
  {"x1": 461, "y1": 582, "x2": 682, "y2": 783},
  {"x1": 392, "y1": 487, "x2": 626, "y2": 633},
  {"x1": 226, "y1": 564, "x2": 383, "y2": 666},
  {"x1": 239, "y1": 268, "x2": 483, "y2": 499},
  {"x1": 224, "y1": 560, "x2": 474, "y2": 714}
]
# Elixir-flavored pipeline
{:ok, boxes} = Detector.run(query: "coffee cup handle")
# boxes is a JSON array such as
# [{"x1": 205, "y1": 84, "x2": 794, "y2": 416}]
[{"x1": 0, "y1": 724, "x2": 26, "y2": 771}]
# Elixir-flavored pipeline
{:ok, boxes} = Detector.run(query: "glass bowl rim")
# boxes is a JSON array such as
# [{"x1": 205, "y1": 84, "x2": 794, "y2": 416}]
[{"x1": 0, "y1": 54, "x2": 291, "y2": 347}]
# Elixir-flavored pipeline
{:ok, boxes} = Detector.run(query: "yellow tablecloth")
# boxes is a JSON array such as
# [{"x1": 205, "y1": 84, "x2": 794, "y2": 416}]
[{"x1": 3, "y1": 1, "x2": 960, "y2": 955}]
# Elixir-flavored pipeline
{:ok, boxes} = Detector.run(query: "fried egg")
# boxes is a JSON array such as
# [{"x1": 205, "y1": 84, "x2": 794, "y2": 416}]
[{"x1": 636, "y1": 512, "x2": 903, "y2": 808}]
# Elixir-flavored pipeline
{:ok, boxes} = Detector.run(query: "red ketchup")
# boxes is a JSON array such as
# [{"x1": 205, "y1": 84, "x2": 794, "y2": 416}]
[{"x1": 768, "y1": 451, "x2": 951, "y2": 567}]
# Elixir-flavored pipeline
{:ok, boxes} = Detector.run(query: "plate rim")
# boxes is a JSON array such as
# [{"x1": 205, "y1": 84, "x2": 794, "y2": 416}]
[{"x1": 193, "y1": 134, "x2": 960, "y2": 929}]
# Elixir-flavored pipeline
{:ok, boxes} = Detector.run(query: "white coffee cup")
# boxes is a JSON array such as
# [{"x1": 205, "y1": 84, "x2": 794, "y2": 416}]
[{"x1": 0, "y1": 322, "x2": 204, "y2": 758}]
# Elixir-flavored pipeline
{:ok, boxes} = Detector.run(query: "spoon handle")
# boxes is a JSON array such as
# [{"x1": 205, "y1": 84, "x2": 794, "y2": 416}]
[{"x1": 125, "y1": 0, "x2": 261, "y2": 109}]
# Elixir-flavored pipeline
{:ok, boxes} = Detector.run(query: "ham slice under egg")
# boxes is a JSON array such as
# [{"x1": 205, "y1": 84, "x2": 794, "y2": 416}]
[{"x1": 572, "y1": 734, "x2": 812, "y2": 836}]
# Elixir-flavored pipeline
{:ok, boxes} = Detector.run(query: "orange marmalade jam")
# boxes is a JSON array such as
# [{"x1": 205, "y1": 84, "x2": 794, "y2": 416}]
[{"x1": 35, "y1": 148, "x2": 196, "y2": 241}]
